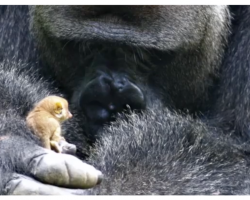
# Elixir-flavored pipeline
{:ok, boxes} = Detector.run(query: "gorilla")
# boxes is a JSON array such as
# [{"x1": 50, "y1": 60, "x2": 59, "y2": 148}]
[{"x1": 0, "y1": 5, "x2": 250, "y2": 195}]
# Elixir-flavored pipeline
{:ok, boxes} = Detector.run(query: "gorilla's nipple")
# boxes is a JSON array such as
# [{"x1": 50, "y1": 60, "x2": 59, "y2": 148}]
[{"x1": 108, "y1": 103, "x2": 116, "y2": 111}]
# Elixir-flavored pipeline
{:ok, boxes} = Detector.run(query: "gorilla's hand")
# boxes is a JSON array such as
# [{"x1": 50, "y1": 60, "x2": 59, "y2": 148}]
[{"x1": 1, "y1": 136, "x2": 102, "y2": 195}]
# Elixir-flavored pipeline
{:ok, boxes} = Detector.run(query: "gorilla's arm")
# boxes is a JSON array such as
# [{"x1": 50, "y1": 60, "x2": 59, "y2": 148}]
[
  {"x1": 1, "y1": 135, "x2": 101, "y2": 195},
  {"x1": 0, "y1": 61, "x2": 102, "y2": 195},
  {"x1": 211, "y1": 6, "x2": 250, "y2": 143}
]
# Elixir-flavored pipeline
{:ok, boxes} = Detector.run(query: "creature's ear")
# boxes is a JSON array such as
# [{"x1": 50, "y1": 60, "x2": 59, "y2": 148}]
[{"x1": 54, "y1": 102, "x2": 63, "y2": 114}]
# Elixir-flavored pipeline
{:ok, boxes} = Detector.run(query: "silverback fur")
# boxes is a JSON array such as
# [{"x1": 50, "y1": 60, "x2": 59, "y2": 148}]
[{"x1": 0, "y1": 5, "x2": 250, "y2": 195}]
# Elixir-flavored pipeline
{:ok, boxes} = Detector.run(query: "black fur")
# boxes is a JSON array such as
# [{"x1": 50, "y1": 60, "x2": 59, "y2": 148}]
[
  {"x1": 211, "y1": 6, "x2": 250, "y2": 144},
  {"x1": 0, "y1": 5, "x2": 250, "y2": 195},
  {"x1": 87, "y1": 104, "x2": 250, "y2": 195}
]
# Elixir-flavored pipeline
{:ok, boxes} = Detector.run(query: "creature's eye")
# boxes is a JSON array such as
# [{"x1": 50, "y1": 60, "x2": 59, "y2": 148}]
[
  {"x1": 54, "y1": 102, "x2": 63, "y2": 114},
  {"x1": 54, "y1": 109, "x2": 62, "y2": 115}
]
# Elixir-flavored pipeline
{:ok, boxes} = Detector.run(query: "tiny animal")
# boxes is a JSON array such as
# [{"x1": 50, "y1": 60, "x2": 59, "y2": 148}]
[{"x1": 26, "y1": 95, "x2": 73, "y2": 153}]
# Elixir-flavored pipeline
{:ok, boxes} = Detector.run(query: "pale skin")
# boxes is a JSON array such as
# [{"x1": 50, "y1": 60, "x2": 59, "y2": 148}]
[{"x1": 26, "y1": 96, "x2": 73, "y2": 153}]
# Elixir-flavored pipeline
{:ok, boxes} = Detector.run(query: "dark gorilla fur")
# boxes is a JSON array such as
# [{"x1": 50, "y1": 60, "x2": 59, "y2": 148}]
[
  {"x1": 1, "y1": 5, "x2": 250, "y2": 195},
  {"x1": 87, "y1": 105, "x2": 250, "y2": 195}
]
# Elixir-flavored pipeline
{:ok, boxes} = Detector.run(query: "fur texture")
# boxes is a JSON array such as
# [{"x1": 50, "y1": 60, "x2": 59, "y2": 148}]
[{"x1": 0, "y1": 5, "x2": 250, "y2": 195}]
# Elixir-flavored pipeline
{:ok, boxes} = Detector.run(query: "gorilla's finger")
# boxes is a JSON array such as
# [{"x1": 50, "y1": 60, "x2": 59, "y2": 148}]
[
  {"x1": 5, "y1": 174, "x2": 89, "y2": 195},
  {"x1": 26, "y1": 148, "x2": 103, "y2": 189}
]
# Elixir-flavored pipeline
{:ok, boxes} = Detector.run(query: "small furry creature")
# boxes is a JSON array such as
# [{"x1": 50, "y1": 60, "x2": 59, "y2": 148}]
[{"x1": 26, "y1": 95, "x2": 73, "y2": 153}]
